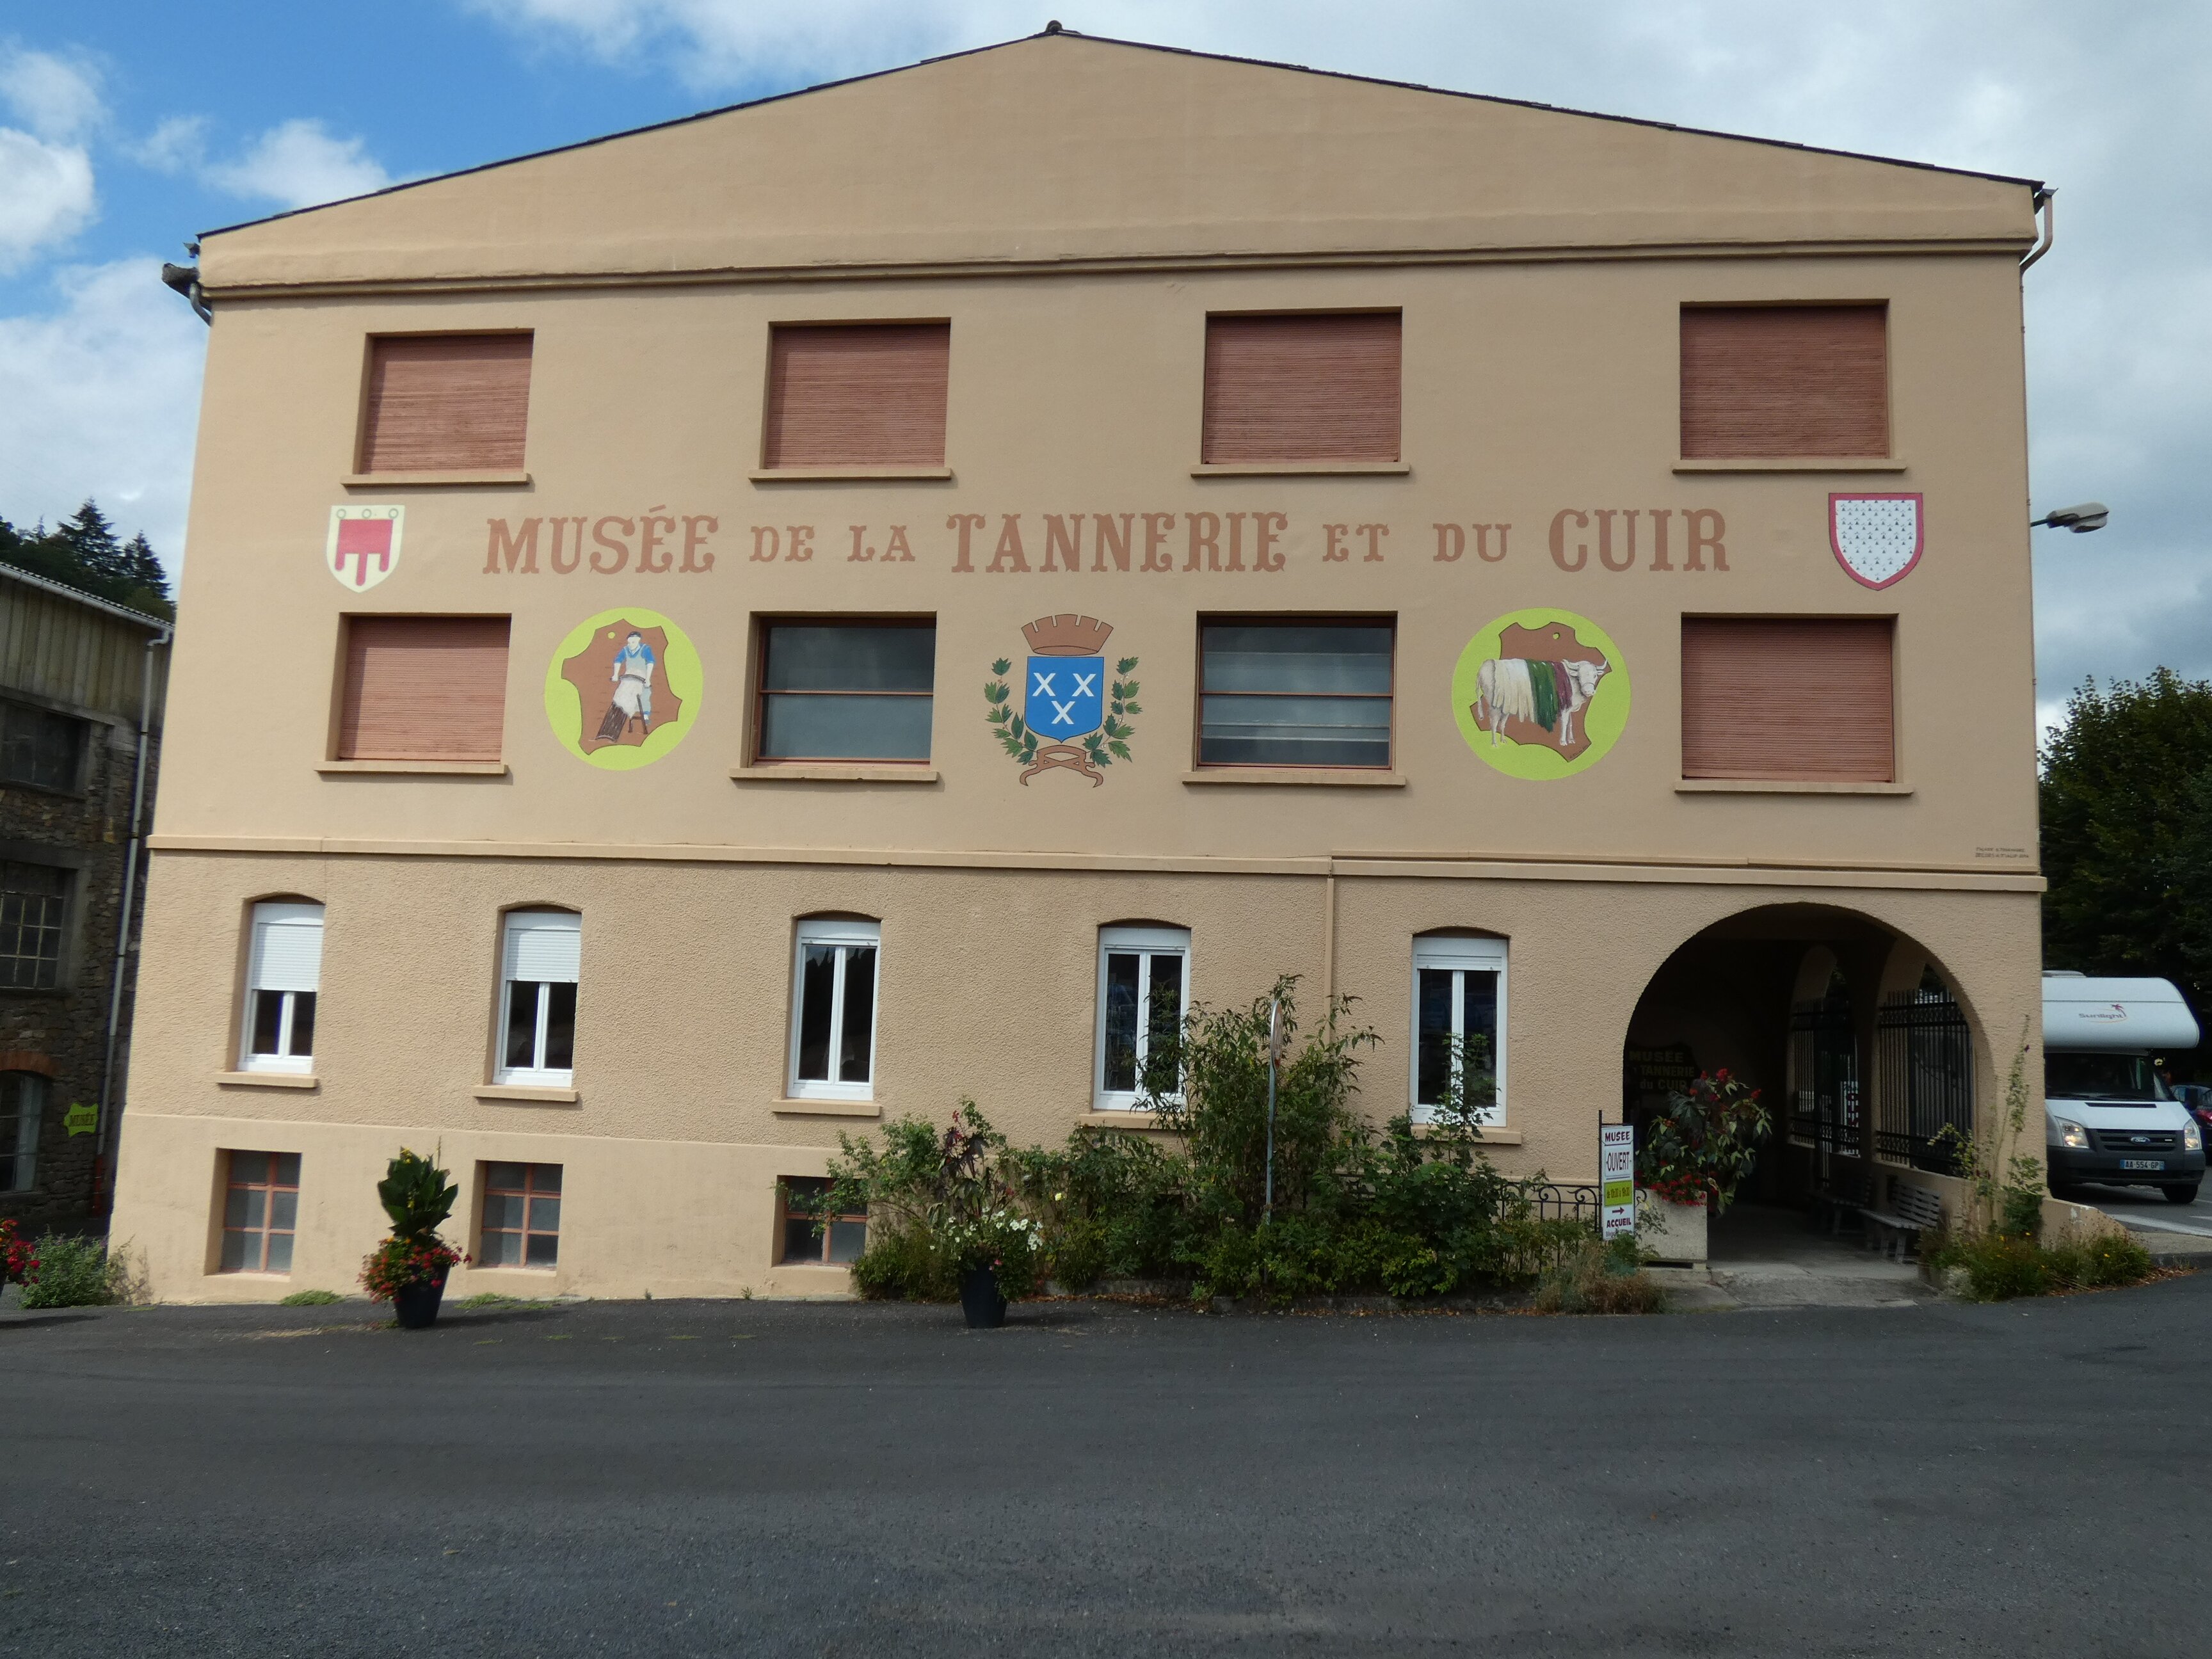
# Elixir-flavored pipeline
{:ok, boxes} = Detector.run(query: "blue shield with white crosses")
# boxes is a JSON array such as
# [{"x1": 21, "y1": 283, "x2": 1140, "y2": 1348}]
[{"x1": 1025, "y1": 655, "x2": 1105, "y2": 742}]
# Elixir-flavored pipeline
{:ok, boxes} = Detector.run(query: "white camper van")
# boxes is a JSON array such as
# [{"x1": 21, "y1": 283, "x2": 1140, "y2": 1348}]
[{"x1": 2043, "y1": 973, "x2": 2206, "y2": 1203}]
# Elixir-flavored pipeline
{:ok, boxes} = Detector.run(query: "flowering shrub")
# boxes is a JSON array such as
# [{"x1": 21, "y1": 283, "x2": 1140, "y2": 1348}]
[
  {"x1": 1637, "y1": 1069, "x2": 1772, "y2": 1212},
  {"x1": 1, "y1": 1217, "x2": 33, "y2": 1284},
  {"x1": 360, "y1": 1235, "x2": 465, "y2": 1301},
  {"x1": 17, "y1": 1233, "x2": 128, "y2": 1308}
]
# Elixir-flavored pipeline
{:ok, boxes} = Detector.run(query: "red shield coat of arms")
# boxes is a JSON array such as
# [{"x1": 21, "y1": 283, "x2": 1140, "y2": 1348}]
[
  {"x1": 328, "y1": 504, "x2": 404, "y2": 591},
  {"x1": 1829, "y1": 493, "x2": 1922, "y2": 589}
]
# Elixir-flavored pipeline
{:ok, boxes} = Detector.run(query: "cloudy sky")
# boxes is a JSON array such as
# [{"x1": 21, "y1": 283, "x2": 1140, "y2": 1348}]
[{"x1": 1, "y1": 1, "x2": 2202, "y2": 731}]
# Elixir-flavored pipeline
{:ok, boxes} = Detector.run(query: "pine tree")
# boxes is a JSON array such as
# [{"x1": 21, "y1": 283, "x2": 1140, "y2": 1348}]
[
  {"x1": 54, "y1": 500, "x2": 127, "y2": 587},
  {"x1": 0, "y1": 500, "x2": 176, "y2": 617},
  {"x1": 119, "y1": 532, "x2": 171, "y2": 608}
]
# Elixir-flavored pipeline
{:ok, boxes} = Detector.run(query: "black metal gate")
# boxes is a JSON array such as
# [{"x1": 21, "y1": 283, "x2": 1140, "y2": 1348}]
[
  {"x1": 1875, "y1": 989, "x2": 1973, "y2": 1169},
  {"x1": 1788, "y1": 987, "x2": 1861, "y2": 1162}
]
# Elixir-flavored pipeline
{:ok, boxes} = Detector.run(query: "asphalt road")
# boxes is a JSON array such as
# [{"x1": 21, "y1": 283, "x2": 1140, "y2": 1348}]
[{"x1": 3, "y1": 1279, "x2": 2208, "y2": 1658}]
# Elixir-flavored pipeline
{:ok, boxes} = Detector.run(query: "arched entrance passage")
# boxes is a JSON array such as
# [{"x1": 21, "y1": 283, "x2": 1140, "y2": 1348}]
[{"x1": 1620, "y1": 902, "x2": 1980, "y2": 1222}]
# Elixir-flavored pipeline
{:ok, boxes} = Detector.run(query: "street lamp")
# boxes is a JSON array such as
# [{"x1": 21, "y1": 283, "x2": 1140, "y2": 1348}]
[{"x1": 2035, "y1": 502, "x2": 2110, "y2": 533}]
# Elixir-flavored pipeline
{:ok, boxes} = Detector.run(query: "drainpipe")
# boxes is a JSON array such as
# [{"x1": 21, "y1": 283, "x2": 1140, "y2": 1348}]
[
  {"x1": 94, "y1": 625, "x2": 171, "y2": 1213},
  {"x1": 2019, "y1": 186, "x2": 2055, "y2": 273}
]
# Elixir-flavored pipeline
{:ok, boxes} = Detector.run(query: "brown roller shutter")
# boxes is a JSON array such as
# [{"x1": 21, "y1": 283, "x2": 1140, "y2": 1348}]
[
  {"x1": 762, "y1": 323, "x2": 950, "y2": 469},
  {"x1": 1201, "y1": 313, "x2": 1402, "y2": 464},
  {"x1": 1681, "y1": 617, "x2": 1895, "y2": 781},
  {"x1": 337, "y1": 616, "x2": 511, "y2": 762},
  {"x1": 1679, "y1": 306, "x2": 1888, "y2": 458},
  {"x1": 358, "y1": 335, "x2": 533, "y2": 474}
]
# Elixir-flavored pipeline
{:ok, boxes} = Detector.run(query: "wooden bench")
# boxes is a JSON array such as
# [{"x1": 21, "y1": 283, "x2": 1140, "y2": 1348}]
[
  {"x1": 1812, "y1": 1172, "x2": 1870, "y2": 1236},
  {"x1": 1857, "y1": 1179, "x2": 1944, "y2": 1260}
]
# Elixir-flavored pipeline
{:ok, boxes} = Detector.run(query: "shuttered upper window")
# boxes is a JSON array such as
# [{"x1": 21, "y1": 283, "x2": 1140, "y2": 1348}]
[
  {"x1": 1201, "y1": 313, "x2": 1401, "y2": 465},
  {"x1": 358, "y1": 333, "x2": 533, "y2": 474},
  {"x1": 336, "y1": 616, "x2": 510, "y2": 762},
  {"x1": 1681, "y1": 617, "x2": 1895, "y2": 782},
  {"x1": 1679, "y1": 305, "x2": 1889, "y2": 459},
  {"x1": 242, "y1": 901, "x2": 323, "y2": 1074},
  {"x1": 761, "y1": 323, "x2": 950, "y2": 470}
]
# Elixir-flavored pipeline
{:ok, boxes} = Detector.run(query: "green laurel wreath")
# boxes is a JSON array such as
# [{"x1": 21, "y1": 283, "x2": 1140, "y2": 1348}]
[{"x1": 985, "y1": 656, "x2": 1139, "y2": 770}]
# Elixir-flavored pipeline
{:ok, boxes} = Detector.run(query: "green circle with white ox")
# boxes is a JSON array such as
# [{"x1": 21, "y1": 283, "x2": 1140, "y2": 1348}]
[
  {"x1": 544, "y1": 607, "x2": 703, "y2": 769},
  {"x1": 1451, "y1": 607, "x2": 1630, "y2": 779}
]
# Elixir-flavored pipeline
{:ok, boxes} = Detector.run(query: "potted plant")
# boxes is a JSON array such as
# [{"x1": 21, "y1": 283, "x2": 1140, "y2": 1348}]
[
  {"x1": 360, "y1": 1148, "x2": 464, "y2": 1329},
  {"x1": 1635, "y1": 1069, "x2": 1772, "y2": 1263},
  {"x1": 929, "y1": 1103, "x2": 1043, "y2": 1329}
]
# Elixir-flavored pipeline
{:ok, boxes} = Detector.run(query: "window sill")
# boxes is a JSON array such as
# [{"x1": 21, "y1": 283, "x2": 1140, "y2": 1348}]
[
  {"x1": 1678, "y1": 778, "x2": 1912, "y2": 796},
  {"x1": 1190, "y1": 461, "x2": 1409, "y2": 477},
  {"x1": 1183, "y1": 769, "x2": 1405, "y2": 788},
  {"x1": 1080, "y1": 1110, "x2": 1173, "y2": 1129},
  {"x1": 773, "y1": 1098, "x2": 881, "y2": 1118},
  {"x1": 318, "y1": 760, "x2": 509, "y2": 776},
  {"x1": 1409, "y1": 1123, "x2": 1521, "y2": 1145},
  {"x1": 216, "y1": 1071, "x2": 319, "y2": 1090},
  {"x1": 748, "y1": 467, "x2": 953, "y2": 483},
  {"x1": 341, "y1": 470, "x2": 532, "y2": 488},
  {"x1": 730, "y1": 764, "x2": 940, "y2": 784},
  {"x1": 474, "y1": 1084, "x2": 581, "y2": 1104},
  {"x1": 1671, "y1": 458, "x2": 1905, "y2": 474}
]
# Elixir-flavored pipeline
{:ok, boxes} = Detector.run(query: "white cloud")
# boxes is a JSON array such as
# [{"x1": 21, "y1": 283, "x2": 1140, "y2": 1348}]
[
  {"x1": 0, "y1": 127, "x2": 95, "y2": 273},
  {"x1": 0, "y1": 259, "x2": 205, "y2": 577},
  {"x1": 0, "y1": 46, "x2": 104, "y2": 140},
  {"x1": 131, "y1": 113, "x2": 209, "y2": 174},
  {"x1": 204, "y1": 118, "x2": 391, "y2": 210}
]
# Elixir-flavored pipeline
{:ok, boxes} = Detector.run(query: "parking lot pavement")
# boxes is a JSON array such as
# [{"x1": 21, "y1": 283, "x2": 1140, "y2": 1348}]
[
  {"x1": 4, "y1": 1278, "x2": 2208, "y2": 1658},
  {"x1": 2074, "y1": 1179, "x2": 2212, "y2": 1250}
]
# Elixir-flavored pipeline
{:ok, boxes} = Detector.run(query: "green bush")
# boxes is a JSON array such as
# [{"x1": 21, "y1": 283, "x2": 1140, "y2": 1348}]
[
  {"x1": 2048, "y1": 1233, "x2": 2155, "y2": 1288},
  {"x1": 832, "y1": 977, "x2": 1606, "y2": 1307},
  {"x1": 279, "y1": 1288, "x2": 343, "y2": 1306},
  {"x1": 1533, "y1": 1235, "x2": 1668, "y2": 1315},
  {"x1": 1930, "y1": 1228, "x2": 2154, "y2": 1301},
  {"x1": 825, "y1": 1103, "x2": 1041, "y2": 1301},
  {"x1": 19, "y1": 1233, "x2": 128, "y2": 1308},
  {"x1": 847, "y1": 1222, "x2": 960, "y2": 1301}
]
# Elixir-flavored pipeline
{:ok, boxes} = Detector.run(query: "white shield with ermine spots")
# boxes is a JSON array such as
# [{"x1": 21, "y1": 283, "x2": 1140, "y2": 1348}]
[{"x1": 1829, "y1": 492, "x2": 1922, "y2": 590}]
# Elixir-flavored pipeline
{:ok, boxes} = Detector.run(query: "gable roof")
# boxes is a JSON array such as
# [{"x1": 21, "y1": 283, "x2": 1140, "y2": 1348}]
[{"x1": 199, "y1": 29, "x2": 2041, "y2": 294}]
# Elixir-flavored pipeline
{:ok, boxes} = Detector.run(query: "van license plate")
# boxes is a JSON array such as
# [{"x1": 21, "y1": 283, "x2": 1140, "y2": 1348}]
[{"x1": 2120, "y1": 1158, "x2": 2166, "y2": 1171}]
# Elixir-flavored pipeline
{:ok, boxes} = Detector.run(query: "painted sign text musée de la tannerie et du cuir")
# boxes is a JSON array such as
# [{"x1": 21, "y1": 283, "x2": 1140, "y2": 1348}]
[{"x1": 472, "y1": 508, "x2": 1739, "y2": 576}]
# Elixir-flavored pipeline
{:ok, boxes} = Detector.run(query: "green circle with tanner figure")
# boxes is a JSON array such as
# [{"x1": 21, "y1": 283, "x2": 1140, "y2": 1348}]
[
  {"x1": 1451, "y1": 607, "x2": 1630, "y2": 780},
  {"x1": 545, "y1": 607, "x2": 703, "y2": 769}
]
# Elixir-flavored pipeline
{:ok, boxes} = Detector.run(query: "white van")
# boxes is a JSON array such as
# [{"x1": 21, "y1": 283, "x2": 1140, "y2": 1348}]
[{"x1": 2043, "y1": 973, "x2": 2206, "y2": 1203}]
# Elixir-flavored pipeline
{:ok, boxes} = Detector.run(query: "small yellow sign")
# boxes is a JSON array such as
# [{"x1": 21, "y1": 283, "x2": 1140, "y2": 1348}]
[{"x1": 64, "y1": 1102, "x2": 98, "y2": 1137}]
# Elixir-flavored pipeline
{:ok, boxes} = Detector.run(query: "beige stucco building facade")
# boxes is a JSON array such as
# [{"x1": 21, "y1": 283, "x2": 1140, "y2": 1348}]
[{"x1": 113, "y1": 31, "x2": 2053, "y2": 1300}]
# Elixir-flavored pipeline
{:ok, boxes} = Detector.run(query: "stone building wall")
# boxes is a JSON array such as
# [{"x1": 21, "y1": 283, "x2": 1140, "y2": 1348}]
[{"x1": 0, "y1": 589, "x2": 165, "y2": 1237}]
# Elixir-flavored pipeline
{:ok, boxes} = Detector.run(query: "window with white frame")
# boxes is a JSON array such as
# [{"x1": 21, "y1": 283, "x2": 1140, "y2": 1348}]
[
  {"x1": 498, "y1": 910, "x2": 580, "y2": 1086},
  {"x1": 1095, "y1": 926, "x2": 1190, "y2": 1110},
  {"x1": 1411, "y1": 935, "x2": 1506, "y2": 1123},
  {"x1": 789, "y1": 918, "x2": 879, "y2": 1099},
  {"x1": 241, "y1": 901, "x2": 323, "y2": 1073}
]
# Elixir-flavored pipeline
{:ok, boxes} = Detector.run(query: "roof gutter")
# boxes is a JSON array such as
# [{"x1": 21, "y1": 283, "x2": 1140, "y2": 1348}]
[
  {"x1": 95, "y1": 623, "x2": 172, "y2": 1214},
  {"x1": 161, "y1": 243, "x2": 212, "y2": 323},
  {"x1": 2019, "y1": 186, "x2": 2055, "y2": 273}
]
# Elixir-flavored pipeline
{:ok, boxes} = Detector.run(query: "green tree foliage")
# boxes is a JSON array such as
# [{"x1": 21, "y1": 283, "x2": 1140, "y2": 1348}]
[
  {"x1": 0, "y1": 498, "x2": 175, "y2": 618},
  {"x1": 2040, "y1": 670, "x2": 2212, "y2": 1050}
]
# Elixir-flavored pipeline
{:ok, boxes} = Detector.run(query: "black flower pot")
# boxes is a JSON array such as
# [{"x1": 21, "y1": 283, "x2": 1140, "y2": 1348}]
[
  {"x1": 392, "y1": 1272, "x2": 449, "y2": 1330},
  {"x1": 960, "y1": 1267, "x2": 1007, "y2": 1329}
]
